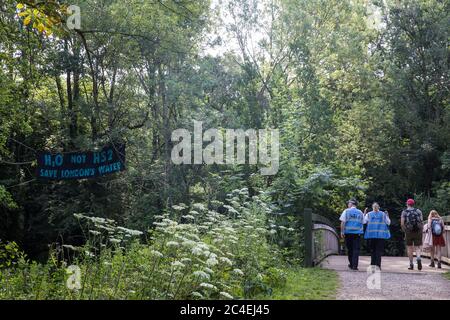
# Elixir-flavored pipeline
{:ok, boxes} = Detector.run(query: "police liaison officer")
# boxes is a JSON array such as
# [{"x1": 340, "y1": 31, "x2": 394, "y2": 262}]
[
  {"x1": 340, "y1": 199, "x2": 364, "y2": 271},
  {"x1": 363, "y1": 202, "x2": 391, "y2": 270}
]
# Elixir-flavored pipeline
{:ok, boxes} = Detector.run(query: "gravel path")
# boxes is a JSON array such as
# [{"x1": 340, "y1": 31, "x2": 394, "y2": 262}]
[
  {"x1": 336, "y1": 270, "x2": 450, "y2": 300},
  {"x1": 321, "y1": 256, "x2": 450, "y2": 300}
]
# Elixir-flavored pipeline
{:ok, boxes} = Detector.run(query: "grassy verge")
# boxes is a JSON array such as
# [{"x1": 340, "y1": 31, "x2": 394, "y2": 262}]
[
  {"x1": 443, "y1": 272, "x2": 450, "y2": 281},
  {"x1": 258, "y1": 267, "x2": 338, "y2": 300}
]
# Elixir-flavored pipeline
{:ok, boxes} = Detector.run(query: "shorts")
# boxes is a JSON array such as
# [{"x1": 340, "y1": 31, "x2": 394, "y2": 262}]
[{"x1": 405, "y1": 231, "x2": 422, "y2": 246}]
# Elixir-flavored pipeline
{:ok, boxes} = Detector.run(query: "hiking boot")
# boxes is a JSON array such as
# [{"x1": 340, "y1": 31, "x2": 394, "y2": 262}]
[
  {"x1": 417, "y1": 259, "x2": 422, "y2": 271},
  {"x1": 437, "y1": 262, "x2": 442, "y2": 269},
  {"x1": 408, "y1": 263, "x2": 414, "y2": 270},
  {"x1": 429, "y1": 261, "x2": 435, "y2": 268}
]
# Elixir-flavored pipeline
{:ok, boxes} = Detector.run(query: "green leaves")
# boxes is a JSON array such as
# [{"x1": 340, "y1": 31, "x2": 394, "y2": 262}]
[
  {"x1": 15, "y1": 1, "x2": 67, "y2": 36},
  {"x1": 0, "y1": 241, "x2": 22, "y2": 268},
  {"x1": 0, "y1": 185, "x2": 18, "y2": 210}
]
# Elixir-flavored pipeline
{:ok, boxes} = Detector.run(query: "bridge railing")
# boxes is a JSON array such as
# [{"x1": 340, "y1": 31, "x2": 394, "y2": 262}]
[
  {"x1": 421, "y1": 215, "x2": 450, "y2": 264},
  {"x1": 303, "y1": 208, "x2": 340, "y2": 267}
]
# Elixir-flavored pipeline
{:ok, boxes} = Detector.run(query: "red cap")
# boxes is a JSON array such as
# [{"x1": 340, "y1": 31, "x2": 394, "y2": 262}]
[{"x1": 406, "y1": 199, "x2": 415, "y2": 206}]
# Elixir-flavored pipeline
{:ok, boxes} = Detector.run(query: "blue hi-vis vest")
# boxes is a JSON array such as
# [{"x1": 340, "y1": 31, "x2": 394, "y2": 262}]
[
  {"x1": 344, "y1": 208, "x2": 364, "y2": 234},
  {"x1": 364, "y1": 211, "x2": 391, "y2": 239}
]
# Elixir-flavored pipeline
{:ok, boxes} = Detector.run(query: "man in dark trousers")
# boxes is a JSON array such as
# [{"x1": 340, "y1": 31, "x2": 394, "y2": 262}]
[{"x1": 340, "y1": 199, "x2": 364, "y2": 270}]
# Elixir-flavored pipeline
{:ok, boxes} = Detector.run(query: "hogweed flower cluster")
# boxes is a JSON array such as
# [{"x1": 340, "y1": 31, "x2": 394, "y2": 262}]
[{"x1": 0, "y1": 188, "x2": 294, "y2": 300}]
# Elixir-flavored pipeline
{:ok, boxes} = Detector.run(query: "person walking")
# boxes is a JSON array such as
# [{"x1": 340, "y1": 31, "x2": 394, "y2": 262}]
[
  {"x1": 364, "y1": 202, "x2": 391, "y2": 269},
  {"x1": 427, "y1": 210, "x2": 446, "y2": 268},
  {"x1": 340, "y1": 199, "x2": 364, "y2": 271},
  {"x1": 401, "y1": 199, "x2": 424, "y2": 270}
]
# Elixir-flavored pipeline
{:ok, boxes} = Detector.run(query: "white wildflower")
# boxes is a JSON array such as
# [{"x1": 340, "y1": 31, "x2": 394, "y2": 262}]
[
  {"x1": 150, "y1": 250, "x2": 163, "y2": 258},
  {"x1": 171, "y1": 261, "x2": 185, "y2": 268},
  {"x1": 191, "y1": 246, "x2": 204, "y2": 256},
  {"x1": 230, "y1": 200, "x2": 240, "y2": 208},
  {"x1": 206, "y1": 257, "x2": 218, "y2": 266},
  {"x1": 166, "y1": 241, "x2": 179, "y2": 247},
  {"x1": 162, "y1": 218, "x2": 177, "y2": 225},
  {"x1": 193, "y1": 270, "x2": 210, "y2": 280},
  {"x1": 192, "y1": 203, "x2": 207, "y2": 211},
  {"x1": 219, "y1": 257, "x2": 233, "y2": 266},
  {"x1": 97, "y1": 225, "x2": 115, "y2": 232},
  {"x1": 200, "y1": 283, "x2": 217, "y2": 290},
  {"x1": 204, "y1": 267, "x2": 214, "y2": 274},
  {"x1": 116, "y1": 226, "x2": 143, "y2": 236},
  {"x1": 233, "y1": 268, "x2": 244, "y2": 276},
  {"x1": 62, "y1": 244, "x2": 78, "y2": 251},
  {"x1": 220, "y1": 291, "x2": 234, "y2": 299},
  {"x1": 91, "y1": 217, "x2": 106, "y2": 224},
  {"x1": 84, "y1": 251, "x2": 95, "y2": 257},
  {"x1": 182, "y1": 239, "x2": 196, "y2": 248},
  {"x1": 191, "y1": 291, "x2": 204, "y2": 298},
  {"x1": 153, "y1": 222, "x2": 168, "y2": 227}
]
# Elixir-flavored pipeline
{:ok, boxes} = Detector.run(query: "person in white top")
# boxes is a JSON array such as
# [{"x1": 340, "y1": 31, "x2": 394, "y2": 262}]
[{"x1": 363, "y1": 202, "x2": 391, "y2": 269}]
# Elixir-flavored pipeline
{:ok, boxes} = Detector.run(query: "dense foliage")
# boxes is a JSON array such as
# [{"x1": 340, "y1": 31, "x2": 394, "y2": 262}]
[
  {"x1": 1, "y1": 190, "x2": 295, "y2": 299},
  {"x1": 0, "y1": 0, "x2": 449, "y2": 298}
]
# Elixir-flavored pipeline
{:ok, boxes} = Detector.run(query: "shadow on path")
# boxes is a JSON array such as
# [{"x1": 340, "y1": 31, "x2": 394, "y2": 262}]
[{"x1": 321, "y1": 255, "x2": 450, "y2": 300}]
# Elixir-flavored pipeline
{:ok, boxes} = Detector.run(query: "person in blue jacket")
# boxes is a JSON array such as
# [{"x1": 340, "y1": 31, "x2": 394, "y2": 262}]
[
  {"x1": 340, "y1": 199, "x2": 364, "y2": 270},
  {"x1": 363, "y1": 202, "x2": 391, "y2": 269}
]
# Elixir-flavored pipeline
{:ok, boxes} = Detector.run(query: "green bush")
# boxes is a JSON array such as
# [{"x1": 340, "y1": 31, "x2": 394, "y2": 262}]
[
  {"x1": 0, "y1": 189, "x2": 295, "y2": 300},
  {"x1": 0, "y1": 241, "x2": 23, "y2": 268}
]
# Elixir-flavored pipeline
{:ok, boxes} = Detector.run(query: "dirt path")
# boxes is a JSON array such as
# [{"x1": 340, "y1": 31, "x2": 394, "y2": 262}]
[{"x1": 321, "y1": 256, "x2": 450, "y2": 300}]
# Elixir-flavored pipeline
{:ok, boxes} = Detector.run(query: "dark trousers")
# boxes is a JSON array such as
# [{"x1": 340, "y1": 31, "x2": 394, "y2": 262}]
[
  {"x1": 345, "y1": 234, "x2": 361, "y2": 269},
  {"x1": 370, "y1": 239, "x2": 385, "y2": 268}
]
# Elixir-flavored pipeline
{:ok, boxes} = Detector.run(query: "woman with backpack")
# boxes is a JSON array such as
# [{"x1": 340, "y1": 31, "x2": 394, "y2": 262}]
[{"x1": 428, "y1": 210, "x2": 446, "y2": 268}]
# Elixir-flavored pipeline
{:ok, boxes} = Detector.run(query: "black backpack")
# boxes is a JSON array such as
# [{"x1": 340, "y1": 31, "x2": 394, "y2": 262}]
[{"x1": 405, "y1": 209, "x2": 421, "y2": 232}]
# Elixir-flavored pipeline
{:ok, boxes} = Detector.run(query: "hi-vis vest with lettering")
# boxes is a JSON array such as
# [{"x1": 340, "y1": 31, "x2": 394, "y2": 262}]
[
  {"x1": 344, "y1": 208, "x2": 364, "y2": 234},
  {"x1": 364, "y1": 211, "x2": 391, "y2": 239}
]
